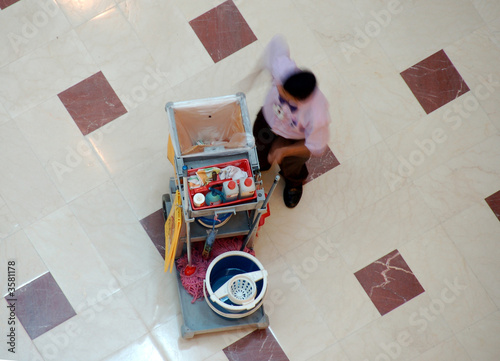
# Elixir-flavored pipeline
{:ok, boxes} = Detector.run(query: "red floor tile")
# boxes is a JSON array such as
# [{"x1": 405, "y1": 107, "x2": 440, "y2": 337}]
[
  {"x1": 140, "y1": 209, "x2": 166, "y2": 260},
  {"x1": 223, "y1": 328, "x2": 289, "y2": 361},
  {"x1": 305, "y1": 146, "x2": 340, "y2": 183},
  {"x1": 355, "y1": 250, "x2": 425, "y2": 316},
  {"x1": 58, "y1": 71, "x2": 127, "y2": 135},
  {"x1": 6, "y1": 272, "x2": 76, "y2": 340},
  {"x1": 0, "y1": 0, "x2": 20, "y2": 10},
  {"x1": 485, "y1": 190, "x2": 500, "y2": 221},
  {"x1": 189, "y1": 0, "x2": 257, "y2": 63},
  {"x1": 400, "y1": 50, "x2": 470, "y2": 114}
]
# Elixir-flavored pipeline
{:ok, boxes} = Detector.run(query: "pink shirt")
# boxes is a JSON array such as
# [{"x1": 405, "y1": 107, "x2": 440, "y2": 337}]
[{"x1": 261, "y1": 36, "x2": 331, "y2": 156}]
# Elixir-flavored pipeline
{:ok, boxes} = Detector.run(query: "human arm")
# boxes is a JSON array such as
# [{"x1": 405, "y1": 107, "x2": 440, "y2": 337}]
[
  {"x1": 262, "y1": 35, "x2": 290, "y2": 69},
  {"x1": 302, "y1": 95, "x2": 331, "y2": 157},
  {"x1": 237, "y1": 35, "x2": 291, "y2": 93},
  {"x1": 261, "y1": 35, "x2": 297, "y2": 83},
  {"x1": 268, "y1": 140, "x2": 311, "y2": 165}
]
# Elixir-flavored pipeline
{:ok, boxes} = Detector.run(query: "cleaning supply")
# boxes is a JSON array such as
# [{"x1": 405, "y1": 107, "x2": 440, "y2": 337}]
[
  {"x1": 205, "y1": 187, "x2": 223, "y2": 206},
  {"x1": 195, "y1": 167, "x2": 220, "y2": 185},
  {"x1": 239, "y1": 177, "x2": 256, "y2": 199},
  {"x1": 188, "y1": 175, "x2": 203, "y2": 189},
  {"x1": 222, "y1": 180, "x2": 239, "y2": 202},
  {"x1": 193, "y1": 193, "x2": 205, "y2": 208},
  {"x1": 219, "y1": 166, "x2": 248, "y2": 183}
]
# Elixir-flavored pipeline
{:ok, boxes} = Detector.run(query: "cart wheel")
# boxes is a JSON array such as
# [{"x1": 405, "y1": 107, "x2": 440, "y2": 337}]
[
  {"x1": 181, "y1": 324, "x2": 194, "y2": 339},
  {"x1": 162, "y1": 194, "x2": 171, "y2": 221}
]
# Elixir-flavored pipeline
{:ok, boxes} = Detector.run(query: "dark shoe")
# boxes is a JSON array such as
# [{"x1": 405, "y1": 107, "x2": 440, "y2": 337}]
[{"x1": 283, "y1": 184, "x2": 303, "y2": 208}]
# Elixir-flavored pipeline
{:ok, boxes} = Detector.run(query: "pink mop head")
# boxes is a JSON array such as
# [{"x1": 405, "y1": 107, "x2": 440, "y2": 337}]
[{"x1": 176, "y1": 236, "x2": 255, "y2": 303}]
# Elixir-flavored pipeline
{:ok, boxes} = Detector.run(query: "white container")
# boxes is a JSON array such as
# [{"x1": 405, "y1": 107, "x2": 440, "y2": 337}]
[
  {"x1": 193, "y1": 193, "x2": 206, "y2": 208},
  {"x1": 222, "y1": 180, "x2": 239, "y2": 202},
  {"x1": 239, "y1": 177, "x2": 255, "y2": 199},
  {"x1": 204, "y1": 251, "x2": 268, "y2": 319}
]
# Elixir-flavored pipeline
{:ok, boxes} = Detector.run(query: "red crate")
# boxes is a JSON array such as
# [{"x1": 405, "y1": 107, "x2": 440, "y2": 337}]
[{"x1": 187, "y1": 159, "x2": 257, "y2": 210}]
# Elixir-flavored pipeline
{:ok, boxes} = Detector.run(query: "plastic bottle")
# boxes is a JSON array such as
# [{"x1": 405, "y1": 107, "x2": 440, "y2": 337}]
[
  {"x1": 239, "y1": 177, "x2": 256, "y2": 199},
  {"x1": 222, "y1": 180, "x2": 239, "y2": 202},
  {"x1": 205, "y1": 188, "x2": 222, "y2": 206},
  {"x1": 193, "y1": 193, "x2": 205, "y2": 208}
]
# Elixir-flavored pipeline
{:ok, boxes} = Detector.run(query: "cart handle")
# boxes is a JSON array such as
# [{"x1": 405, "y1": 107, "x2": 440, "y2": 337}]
[
  {"x1": 240, "y1": 174, "x2": 280, "y2": 251},
  {"x1": 215, "y1": 208, "x2": 236, "y2": 217}
]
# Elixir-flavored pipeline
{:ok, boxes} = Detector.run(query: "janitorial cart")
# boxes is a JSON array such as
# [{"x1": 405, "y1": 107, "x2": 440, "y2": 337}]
[{"x1": 162, "y1": 93, "x2": 279, "y2": 339}]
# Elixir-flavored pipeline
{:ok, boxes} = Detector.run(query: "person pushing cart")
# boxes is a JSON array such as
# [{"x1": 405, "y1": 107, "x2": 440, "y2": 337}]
[{"x1": 253, "y1": 35, "x2": 332, "y2": 208}]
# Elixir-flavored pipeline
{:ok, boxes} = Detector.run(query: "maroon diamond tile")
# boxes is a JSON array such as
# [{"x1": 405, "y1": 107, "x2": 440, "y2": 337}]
[
  {"x1": 140, "y1": 209, "x2": 166, "y2": 259},
  {"x1": 224, "y1": 328, "x2": 289, "y2": 361},
  {"x1": 485, "y1": 190, "x2": 500, "y2": 221},
  {"x1": 189, "y1": 0, "x2": 257, "y2": 63},
  {"x1": 355, "y1": 250, "x2": 425, "y2": 316},
  {"x1": 305, "y1": 146, "x2": 340, "y2": 183},
  {"x1": 400, "y1": 49, "x2": 470, "y2": 114},
  {"x1": 0, "y1": 0, "x2": 20, "y2": 10},
  {"x1": 58, "y1": 71, "x2": 127, "y2": 135},
  {"x1": 5, "y1": 272, "x2": 76, "y2": 339}
]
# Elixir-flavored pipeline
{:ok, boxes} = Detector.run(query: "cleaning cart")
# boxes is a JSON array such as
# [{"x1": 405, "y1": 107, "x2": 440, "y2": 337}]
[{"x1": 162, "y1": 93, "x2": 278, "y2": 339}]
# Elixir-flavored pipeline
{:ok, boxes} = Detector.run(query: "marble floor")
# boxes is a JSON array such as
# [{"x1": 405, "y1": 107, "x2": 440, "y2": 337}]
[{"x1": 1, "y1": 0, "x2": 500, "y2": 360}]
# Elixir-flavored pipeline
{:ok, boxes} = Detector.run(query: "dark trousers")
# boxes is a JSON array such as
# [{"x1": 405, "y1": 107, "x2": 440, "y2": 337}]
[{"x1": 252, "y1": 109, "x2": 309, "y2": 187}]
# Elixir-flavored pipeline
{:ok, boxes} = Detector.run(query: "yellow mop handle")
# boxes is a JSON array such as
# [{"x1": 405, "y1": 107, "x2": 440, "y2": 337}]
[{"x1": 164, "y1": 191, "x2": 183, "y2": 273}]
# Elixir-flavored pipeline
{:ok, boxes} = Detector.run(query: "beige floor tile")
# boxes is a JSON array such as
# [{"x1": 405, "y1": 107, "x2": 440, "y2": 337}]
[
  {"x1": 69, "y1": 181, "x2": 164, "y2": 287},
  {"x1": 456, "y1": 311, "x2": 500, "y2": 361},
  {"x1": 264, "y1": 257, "x2": 336, "y2": 361},
  {"x1": 0, "y1": 30, "x2": 99, "y2": 117},
  {"x1": 324, "y1": 184, "x2": 439, "y2": 272},
  {"x1": 400, "y1": 226, "x2": 497, "y2": 333},
  {"x1": 282, "y1": 234, "x2": 380, "y2": 339},
  {"x1": 122, "y1": 265, "x2": 180, "y2": 331},
  {"x1": 15, "y1": 97, "x2": 109, "y2": 202},
  {"x1": 415, "y1": 135, "x2": 500, "y2": 223},
  {"x1": 0, "y1": 230, "x2": 48, "y2": 297},
  {"x1": 340, "y1": 294, "x2": 452, "y2": 361},
  {"x1": 0, "y1": 121, "x2": 65, "y2": 228},
  {"x1": 442, "y1": 202, "x2": 500, "y2": 307},
  {"x1": 446, "y1": 26, "x2": 500, "y2": 131},
  {"x1": 113, "y1": 151, "x2": 174, "y2": 220},
  {"x1": 411, "y1": 336, "x2": 472, "y2": 361},
  {"x1": 34, "y1": 290, "x2": 148, "y2": 361},
  {"x1": 25, "y1": 206, "x2": 119, "y2": 309},
  {"x1": 0, "y1": 0, "x2": 71, "y2": 67}
]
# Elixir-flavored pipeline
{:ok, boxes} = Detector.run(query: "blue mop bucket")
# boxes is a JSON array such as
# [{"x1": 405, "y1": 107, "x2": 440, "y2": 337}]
[{"x1": 204, "y1": 251, "x2": 268, "y2": 319}]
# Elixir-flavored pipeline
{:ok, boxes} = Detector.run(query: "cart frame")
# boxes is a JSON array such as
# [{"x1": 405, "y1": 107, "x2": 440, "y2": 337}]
[
  {"x1": 163, "y1": 93, "x2": 271, "y2": 338},
  {"x1": 165, "y1": 93, "x2": 268, "y2": 261}
]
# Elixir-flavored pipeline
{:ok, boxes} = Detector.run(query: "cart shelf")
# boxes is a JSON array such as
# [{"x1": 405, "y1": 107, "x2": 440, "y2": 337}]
[
  {"x1": 176, "y1": 269, "x2": 269, "y2": 339},
  {"x1": 188, "y1": 210, "x2": 251, "y2": 242}
]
